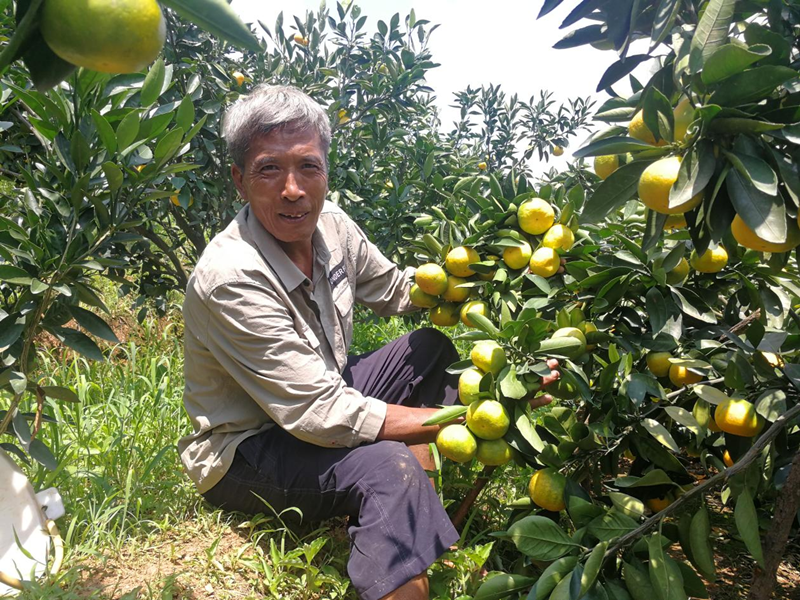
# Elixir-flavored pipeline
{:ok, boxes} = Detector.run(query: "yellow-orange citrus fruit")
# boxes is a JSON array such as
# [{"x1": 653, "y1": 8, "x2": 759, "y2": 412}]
[
  {"x1": 553, "y1": 146, "x2": 564, "y2": 157},
  {"x1": 445, "y1": 246, "x2": 480, "y2": 277},
  {"x1": 476, "y1": 438, "x2": 513, "y2": 466},
  {"x1": 723, "y1": 449, "x2": 734, "y2": 468},
  {"x1": 503, "y1": 241, "x2": 532, "y2": 270},
  {"x1": 629, "y1": 110, "x2": 668, "y2": 146},
  {"x1": 409, "y1": 284, "x2": 438, "y2": 308},
  {"x1": 518, "y1": 199, "x2": 555, "y2": 235},
  {"x1": 436, "y1": 424, "x2": 477, "y2": 463},
  {"x1": 551, "y1": 326, "x2": 587, "y2": 358},
  {"x1": 529, "y1": 247, "x2": 560, "y2": 278},
  {"x1": 665, "y1": 257, "x2": 690, "y2": 285},
  {"x1": 542, "y1": 224, "x2": 575, "y2": 252},
  {"x1": 466, "y1": 400, "x2": 510, "y2": 440},
  {"x1": 669, "y1": 364, "x2": 703, "y2": 387},
  {"x1": 477, "y1": 161, "x2": 487, "y2": 170},
  {"x1": 714, "y1": 398, "x2": 764, "y2": 438},
  {"x1": 594, "y1": 155, "x2": 619, "y2": 180},
  {"x1": 528, "y1": 469, "x2": 567, "y2": 512},
  {"x1": 690, "y1": 246, "x2": 728, "y2": 273},
  {"x1": 458, "y1": 367, "x2": 484, "y2": 405},
  {"x1": 471, "y1": 341, "x2": 507, "y2": 376},
  {"x1": 646, "y1": 496, "x2": 673, "y2": 513},
  {"x1": 294, "y1": 34, "x2": 309, "y2": 46},
  {"x1": 338, "y1": 109, "x2": 350, "y2": 124},
  {"x1": 761, "y1": 352, "x2": 784, "y2": 368},
  {"x1": 442, "y1": 276, "x2": 470, "y2": 303},
  {"x1": 460, "y1": 300, "x2": 488, "y2": 327},
  {"x1": 429, "y1": 303, "x2": 460, "y2": 327},
  {"x1": 42, "y1": 0, "x2": 166, "y2": 74},
  {"x1": 664, "y1": 214, "x2": 687, "y2": 230},
  {"x1": 579, "y1": 321, "x2": 598, "y2": 351},
  {"x1": 646, "y1": 352, "x2": 672, "y2": 378},
  {"x1": 673, "y1": 97, "x2": 694, "y2": 142},
  {"x1": 638, "y1": 157, "x2": 703, "y2": 215},
  {"x1": 730, "y1": 214, "x2": 800, "y2": 253},
  {"x1": 415, "y1": 263, "x2": 448, "y2": 296},
  {"x1": 233, "y1": 71, "x2": 246, "y2": 86}
]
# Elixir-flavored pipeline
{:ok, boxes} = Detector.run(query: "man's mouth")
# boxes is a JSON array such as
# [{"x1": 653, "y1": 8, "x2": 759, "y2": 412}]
[{"x1": 280, "y1": 211, "x2": 309, "y2": 221}]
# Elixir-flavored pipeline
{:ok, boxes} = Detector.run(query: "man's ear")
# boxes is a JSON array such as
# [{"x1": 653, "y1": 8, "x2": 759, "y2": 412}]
[{"x1": 231, "y1": 163, "x2": 246, "y2": 200}]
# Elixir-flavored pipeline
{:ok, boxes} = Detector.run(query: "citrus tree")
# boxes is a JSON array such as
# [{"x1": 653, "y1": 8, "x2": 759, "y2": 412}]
[{"x1": 411, "y1": 1, "x2": 800, "y2": 598}]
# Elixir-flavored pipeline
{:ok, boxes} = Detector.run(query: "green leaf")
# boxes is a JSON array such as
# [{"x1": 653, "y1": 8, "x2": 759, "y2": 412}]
[
  {"x1": 615, "y1": 469, "x2": 676, "y2": 488},
  {"x1": 68, "y1": 306, "x2": 120, "y2": 343},
  {"x1": 582, "y1": 160, "x2": 654, "y2": 223},
  {"x1": 160, "y1": 0, "x2": 261, "y2": 52},
  {"x1": 154, "y1": 127, "x2": 185, "y2": 167},
  {"x1": 587, "y1": 510, "x2": 638, "y2": 541},
  {"x1": 688, "y1": 0, "x2": 737, "y2": 74},
  {"x1": 709, "y1": 66, "x2": 798, "y2": 106},
  {"x1": 175, "y1": 96, "x2": 196, "y2": 133},
  {"x1": 650, "y1": 0, "x2": 681, "y2": 50},
  {"x1": 574, "y1": 136, "x2": 655, "y2": 158},
  {"x1": 707, "y1": 118, "x2": 785, "y2": 135},
  {"x1": 0, "y1": 265, "x2": 32, "y2": 285},
  {"x1": 725, "y1": 151, "x2": 778, "y2": 196},
  {"x1": 596, "y1": 56, "x2": 652, "y2": 93},
  {"x1": 675, "y1": 562, "x2": 708, "y2": 599},
  {"x1": 641, "y1": 418, "x2": 680, "y2": 452},
  {"x1": 623, "y1": 561, "x2": 656, "y2": 600},
  {"x1": 609, "y1": 492, "x2": 646, "y2": 519},
  {"x1": 506, "y1": 515, "x2": 578, "y2": 561},
  {"x1": 422, "y1": 405, "x2": 467, "y2": 426},
  {"x1": 734, "y1": 490, "x2": 764, "y2": 567},
  {"x1": 535, "y1": 336, "x2": 584, "y2": 358},
  {"x1": 140, "y1": 58, "x2": 166, "y2": 107},
  {"x1": 689, "y1": 507, "x2": 716, "y2": 580},
  {"x1": 646, "y1": 287, "x2": 668, "y2": 333},
  {"x1": 530, "y1": 556, "x2": 579, "y2": 600},
  {"x1": 755, "y1": 389, "x2": 786, "y2": 422},
  {"x1": 0, "y1": 314, "x2": 25, "y2": 350},
  {"x1": 514, "y1": 405, "x2": 545, "y2": 453},
  {"x1": 40, "y1": 385, "x2": 79, "y2": 403},
  {"x1": 473, "y1": 573, "x2": 537, "y2": 600},
  {"x1": 581, "y1": 541, "x2": 608, "y2": 596},
  {"x1": 692, "y1": 384, "x2": 727, "y2": 405},
  {"x1": 669, "y1": 141, "x2": 715, "y2": 208},
  {"x1": 465, "y1": 312, "x2": 499, "y2": 337},
  {"x1": 52, "y1": 327, "x2": 105, "y2": 361},
  {"x1": 116, "y1": 111, "x2": 140, "y2": 151},
  {"x1": 664, "y1": 406, "x2": 703, "y2": 441},
  {"x1": 642, "y1": 87, "x2": 674, "y2": 143},
  {"x1": 102, "y1": 162, "x2": 123, "y2": 194},
  {"x1": 726, "y1": 167, "x2": 787, "y2": 244},
  {"x1": 91, "y1": 110, "x2": 117, "y2": 154},
  {"x1": 743, "y1": 23, "x2": 791, "y2": 66},
  {"x1": 498, "y1": 365, "x2": 527, "y2": 400},
  {"x1": 702, "y1": 43, "x2": 772, "y2": 84},
  {"x1": 28, "y1": 439, "x2": 58, "y2": 471}
]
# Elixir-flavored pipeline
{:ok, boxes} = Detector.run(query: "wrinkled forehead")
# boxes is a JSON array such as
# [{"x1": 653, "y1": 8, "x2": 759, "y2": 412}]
[{"x1": 243, "y1": 122, "x2": 327, "y2": 169}]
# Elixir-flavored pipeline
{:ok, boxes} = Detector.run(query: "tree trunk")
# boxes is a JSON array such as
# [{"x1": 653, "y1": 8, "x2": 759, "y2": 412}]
[{"x1": 748, "y1": 450, "x2": 800, "y2": 600}]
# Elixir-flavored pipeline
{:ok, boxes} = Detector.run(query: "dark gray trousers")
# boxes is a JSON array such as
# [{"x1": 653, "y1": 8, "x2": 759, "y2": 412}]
[{"x1": 202, "y1": 328, "x2": 460, "y2": 600}]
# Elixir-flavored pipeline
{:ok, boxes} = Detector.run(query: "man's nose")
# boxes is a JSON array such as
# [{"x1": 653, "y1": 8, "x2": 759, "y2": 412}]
[{"x1": 282, "y1": 171, "x2": 304, "y2": 201}]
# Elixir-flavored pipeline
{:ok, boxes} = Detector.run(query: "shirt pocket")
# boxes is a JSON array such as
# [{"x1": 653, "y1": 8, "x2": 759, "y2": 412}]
[{"x1": 333, "y1": 282, "x2": 354, "y2": 349}]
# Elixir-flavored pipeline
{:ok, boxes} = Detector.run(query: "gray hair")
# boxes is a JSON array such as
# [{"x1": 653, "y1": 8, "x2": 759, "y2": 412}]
[{"x1": 222, "y1": 84, "x2": 332, "y2": 169}]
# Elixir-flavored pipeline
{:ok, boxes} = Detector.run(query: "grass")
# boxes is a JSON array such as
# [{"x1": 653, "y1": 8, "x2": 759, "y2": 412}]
[{"x1": 6, "y1": 302, "x2": 506, "y2": 600}]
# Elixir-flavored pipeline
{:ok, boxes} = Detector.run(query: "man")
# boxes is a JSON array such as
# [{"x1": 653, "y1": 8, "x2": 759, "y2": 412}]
[{"x1": 179, "y1": 84, "x2": 558, "y2": 600}]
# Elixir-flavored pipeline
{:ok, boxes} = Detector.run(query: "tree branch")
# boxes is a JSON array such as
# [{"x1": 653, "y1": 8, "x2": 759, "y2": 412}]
[
  {"x1": 748, "y1": 450, "x2": 800, "y2": 600},
  {"x1": 604, "y1": 401, "x2": 800, "y2": 561},
  {"x1": 134, "y1": 226, "x2": 189, "y2": 290}
]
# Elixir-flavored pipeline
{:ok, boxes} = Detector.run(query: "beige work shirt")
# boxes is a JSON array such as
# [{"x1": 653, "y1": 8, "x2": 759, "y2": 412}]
[{"x1": 178, "y1": 202, "x2": 416, "y2": 493}]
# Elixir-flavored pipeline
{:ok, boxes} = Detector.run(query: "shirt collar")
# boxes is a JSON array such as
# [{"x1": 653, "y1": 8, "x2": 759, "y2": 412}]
[{"x1": 245, "y1": 205, "x2": 331, "y2": 292}]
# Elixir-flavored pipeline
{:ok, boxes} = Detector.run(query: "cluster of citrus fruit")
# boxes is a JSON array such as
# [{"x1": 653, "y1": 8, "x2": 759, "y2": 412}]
[
  {"x1": 40, "y1": 0, "x2": 166, "y2": 74},
  {"x1": 591, "y1": 97, "x2": 800, "y2": 267},
  {"x1": 409, "y1": 247, "x2": 490, "y2": 327},
  {"x1": 436, "y1": 341, "x2": 514, "y2": 466}
]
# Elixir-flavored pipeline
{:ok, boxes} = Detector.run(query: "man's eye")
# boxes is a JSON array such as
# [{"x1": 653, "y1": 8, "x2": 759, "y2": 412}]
[
  {"x1": 303, "y1": 163, "x2": 320, "y2": 170},
  {"x1": 260, "y1": 165, "x2": 278, "y2": 172}
]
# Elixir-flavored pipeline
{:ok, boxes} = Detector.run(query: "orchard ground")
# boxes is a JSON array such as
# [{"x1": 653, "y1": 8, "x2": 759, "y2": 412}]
[{"x1": 14, "y1": 288, "x2": 800, "y2": 600}]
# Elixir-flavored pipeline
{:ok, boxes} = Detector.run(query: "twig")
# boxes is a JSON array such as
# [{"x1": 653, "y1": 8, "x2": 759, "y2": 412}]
[
  {"x1": 748, "y1": 450, "x2": 800, "y2": 600},
  {"x1": 451, "y1": 466, "x2": 496, "y2": 529},
  {"x1": 134, "y1": 226, "x2": 189, "y2": 290},
  {"x1": 604, "y1": 401, "x2": 800, "y2": 561}
]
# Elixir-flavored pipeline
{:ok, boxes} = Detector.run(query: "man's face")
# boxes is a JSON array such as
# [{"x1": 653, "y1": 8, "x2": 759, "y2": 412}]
[{"x1": 232, "y1": 126, "x2": 328, "y2": 247}]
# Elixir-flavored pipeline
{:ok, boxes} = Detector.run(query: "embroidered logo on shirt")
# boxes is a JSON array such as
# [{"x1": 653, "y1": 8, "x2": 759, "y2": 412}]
[{"x1": 328, "y1": 259, "x2": 347, "y2": 290}]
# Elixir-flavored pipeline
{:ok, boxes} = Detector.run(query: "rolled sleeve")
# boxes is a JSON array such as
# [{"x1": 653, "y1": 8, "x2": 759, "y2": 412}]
[
  {"x1": 351, "y1": 222, "x2": 417, "y2": 317},
  {"x1": 204, "y1": 280, "x2": 386, "y2": 448}
]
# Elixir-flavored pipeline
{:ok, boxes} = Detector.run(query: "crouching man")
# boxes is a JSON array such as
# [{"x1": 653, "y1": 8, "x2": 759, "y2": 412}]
[{"x1": 178, "y1": 84, "x2": 558, "y2": 600}]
